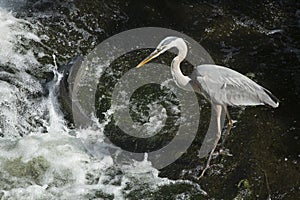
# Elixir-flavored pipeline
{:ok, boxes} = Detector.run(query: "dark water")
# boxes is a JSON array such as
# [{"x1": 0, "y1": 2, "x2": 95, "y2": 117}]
[{"x1": 1, "y1": 0, "x2": 300, "y2": 199}]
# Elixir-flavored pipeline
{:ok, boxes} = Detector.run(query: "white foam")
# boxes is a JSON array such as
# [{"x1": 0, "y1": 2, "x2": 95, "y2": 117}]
[
  {"x1": 0, "y1": 7, "x2": 205, "y2": 200},
  {"x1": 0, "y1": 8, "x2": 47, "y2": 138},
  {"x1": 0, "y1": 8, "x2": 40, "y2": 69}
]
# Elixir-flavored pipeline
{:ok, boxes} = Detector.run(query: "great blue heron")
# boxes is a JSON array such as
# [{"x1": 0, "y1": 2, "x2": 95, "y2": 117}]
[{"x1": 136, "y1": 36, "x2": 279, "y2": 178}]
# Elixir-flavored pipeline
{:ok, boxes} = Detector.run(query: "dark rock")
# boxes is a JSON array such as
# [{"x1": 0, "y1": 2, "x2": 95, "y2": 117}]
[{"x1": 58, "y1": 55, "x2": 83, "y2": 124}]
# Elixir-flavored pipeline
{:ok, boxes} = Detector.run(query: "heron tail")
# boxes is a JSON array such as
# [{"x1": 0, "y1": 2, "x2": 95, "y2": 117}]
[{"x1": 263, "y1": 88, "x2": 279, "y2": 108}]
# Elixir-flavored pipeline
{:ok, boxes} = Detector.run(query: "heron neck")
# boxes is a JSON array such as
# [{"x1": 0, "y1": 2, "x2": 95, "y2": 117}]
[{"x1": 171, "y1": 56, "x2": 191, "y2": 90}]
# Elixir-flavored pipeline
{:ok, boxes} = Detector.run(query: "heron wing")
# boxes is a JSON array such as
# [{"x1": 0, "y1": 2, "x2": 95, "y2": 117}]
[{"x1": 191, "y1": 64, "x2": 279, "y2": 107}]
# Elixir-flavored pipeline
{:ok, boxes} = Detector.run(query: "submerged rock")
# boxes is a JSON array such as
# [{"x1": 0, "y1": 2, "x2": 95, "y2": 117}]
[
  {"x1": 58, "y1": 56, "x2": 83, "y2": 124},
  {"x1": 3, "y1": 156, "x2": 50, "y2": 186}
]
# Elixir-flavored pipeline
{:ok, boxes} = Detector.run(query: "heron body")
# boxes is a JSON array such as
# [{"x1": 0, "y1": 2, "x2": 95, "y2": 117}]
[
  {"x1": 190, "y1": 64, "x2": 279, "y2": 108},
  {"x1": 136, "y1": 36, "x2": 279, "y2": 178}
]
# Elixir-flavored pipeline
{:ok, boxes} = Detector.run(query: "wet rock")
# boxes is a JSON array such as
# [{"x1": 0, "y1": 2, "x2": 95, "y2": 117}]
[{"x1": 58, "y1": 55, "x2": 83, "y2": 124}]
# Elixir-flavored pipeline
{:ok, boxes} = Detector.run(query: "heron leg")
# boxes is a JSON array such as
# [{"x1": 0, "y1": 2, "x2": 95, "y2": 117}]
[
  {"x1": 199, "y1": 104, "x2": 222, "y2": 178},
  {"x1": 221, "y1": 106, "x2": 233, "y2": 149}
]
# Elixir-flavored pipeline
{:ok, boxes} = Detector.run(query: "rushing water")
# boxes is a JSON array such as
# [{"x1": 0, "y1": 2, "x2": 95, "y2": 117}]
[
  {"x1": 0, "y1": 0, "x2": 299, "y2": 199},
  {"x1": 0, "y1": 3, "x2": 205, "y2": 200}
]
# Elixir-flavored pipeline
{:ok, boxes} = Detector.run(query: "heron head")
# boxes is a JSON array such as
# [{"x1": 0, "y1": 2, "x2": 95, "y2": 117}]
[{"x1": 136, "y1": 36, "x2": 180, "y2": 68}]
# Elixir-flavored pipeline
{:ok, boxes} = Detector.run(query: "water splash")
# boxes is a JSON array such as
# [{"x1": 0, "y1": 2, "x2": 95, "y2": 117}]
[
  {"x1": 0, "y1": 7, "x2": 205, "y2": 200},
  {"x1": 0, "y1": 8, "x2": 47, "y2": 137}
]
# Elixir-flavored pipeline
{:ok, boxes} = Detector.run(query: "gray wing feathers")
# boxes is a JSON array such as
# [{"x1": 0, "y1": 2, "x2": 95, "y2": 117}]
[{"x1": 192, "y1": 65, "x2": 279, "y2": 108}]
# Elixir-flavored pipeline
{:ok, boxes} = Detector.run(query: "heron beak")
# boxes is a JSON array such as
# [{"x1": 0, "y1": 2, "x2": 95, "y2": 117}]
[{"x1": 136, "y1": 50, "x2": 160, "y2": 68}]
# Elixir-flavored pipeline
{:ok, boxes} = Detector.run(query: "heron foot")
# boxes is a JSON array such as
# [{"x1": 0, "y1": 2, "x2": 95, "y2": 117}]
[
  {"x1": 228, "y1": 119, "x2": 237, "y2": 126},
  {"x1": 219, "y1": 148, "x2": 233, "y2": 157}
]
